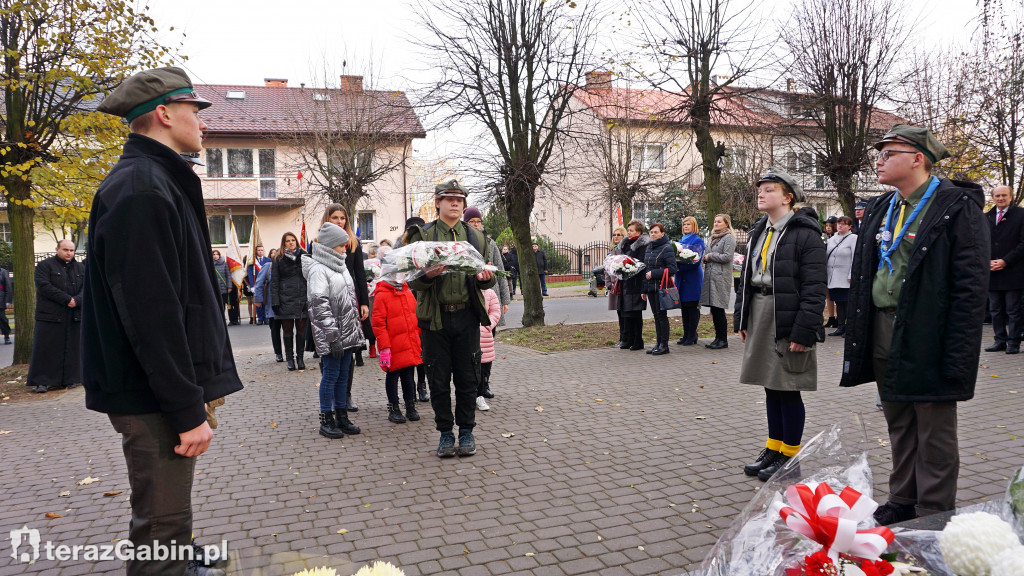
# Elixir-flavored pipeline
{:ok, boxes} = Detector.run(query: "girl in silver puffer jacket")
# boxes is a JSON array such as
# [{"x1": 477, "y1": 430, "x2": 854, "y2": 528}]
[{"x1": 302, "y1": 223, "x2": 366, "y2": 439}]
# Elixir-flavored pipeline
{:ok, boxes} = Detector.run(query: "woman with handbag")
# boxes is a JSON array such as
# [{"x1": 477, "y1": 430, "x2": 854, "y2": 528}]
[
  {"x1": 675, "y1": 216, "x2": 705, "y2": 346},
  {"x1": 641, "y1": 222, "x2": 679, "y2": 356},
  {"x1": 700, "y1": 214, "x2": 737, "y2": 350},
  {"x1": 606, "y1": 227, "x2": 627, "y2": 348},
  {"x1": 737, "y1": 168, "x2": 826, "y2": 481},
  {"x1": 825, "y1": 216, "x2": 857, "y2": 337}
]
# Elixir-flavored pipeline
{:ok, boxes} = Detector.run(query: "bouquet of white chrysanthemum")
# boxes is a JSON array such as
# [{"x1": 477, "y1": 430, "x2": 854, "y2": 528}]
[
  {"x1": 604, "y1": 254, "x2": 646, "y2": 281},
  {"x1": 673, "y1": 242, "x2": 700, "y2": 264},
  {"x1": 353, "y1": 561, "x2": 406, "y2": 576},
  {"x1": 364, "y1": 258, "x2": 382, "y2": 283},
  {"x1": 290, "y1": 568, "x2": 337, "y2": 576},
  {"x1": 939, "y1": 511, "x2": 1024, "y2": 576},
  {"x1": 377, "y1": 241, "x2": 508, "y2": 284}
]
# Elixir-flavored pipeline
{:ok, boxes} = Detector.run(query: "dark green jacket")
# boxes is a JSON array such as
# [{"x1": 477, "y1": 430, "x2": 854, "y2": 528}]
[{"x1": 404, "y1": 220, "x2": 497, "y2": 331}]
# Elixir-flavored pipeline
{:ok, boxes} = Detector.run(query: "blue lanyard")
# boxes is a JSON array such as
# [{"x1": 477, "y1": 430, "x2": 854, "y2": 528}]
[{"x1": 878, "y1": 176, "x2": 939, "y2": 273}]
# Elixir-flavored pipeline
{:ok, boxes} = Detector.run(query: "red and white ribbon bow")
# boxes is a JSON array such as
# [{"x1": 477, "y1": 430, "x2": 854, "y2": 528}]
[{"x1": 777, "y1": 482, "x2": 895, "y2": 561}]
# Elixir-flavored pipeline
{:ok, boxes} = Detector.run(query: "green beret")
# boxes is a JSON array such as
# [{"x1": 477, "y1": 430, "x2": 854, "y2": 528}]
[
  {"x1": 873, "y1": 124, "x2": 950, "y2": 163},
  {"x1": 756, "y1": 167, "x2": 805, "y2": 203},
  {"x1": 98, "y1": 67, "x2": 211, "y2": 123},
  {"x1": 434, "y1": 179, "x2": 468, "y2": 198}
]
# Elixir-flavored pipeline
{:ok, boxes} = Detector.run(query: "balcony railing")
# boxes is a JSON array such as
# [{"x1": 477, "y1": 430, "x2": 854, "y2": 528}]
[{"x1": 200, "y1": 176, "x2": 307, "y2": 201}]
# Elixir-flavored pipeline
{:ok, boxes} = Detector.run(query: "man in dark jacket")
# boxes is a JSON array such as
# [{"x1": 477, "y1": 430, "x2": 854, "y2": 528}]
[
  {"x1": 27, "y1": 240, "x2": 84, "y2": 392},
  {"x1": 840, "y1": 125, "x2": 989, "y2": 526},
  {"x1": 85, "y1": 67, "x2": 243, "y2": 576},
  {"x1": 533, "y1": 242, "x2": 549, "y2": 296},
  {"x1": 984, "y1": 185, "x2": 1024, "y2": 354},
  {"x1": 0, "y1": 264, "x2": 12, "y2": 344}
]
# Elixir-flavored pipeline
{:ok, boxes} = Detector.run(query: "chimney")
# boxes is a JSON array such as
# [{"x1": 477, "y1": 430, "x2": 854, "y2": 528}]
[
  {"x1": 786, "y1": 78, "x2": 796, "y2": 91},
  {"x1": 264, "y1": 78, "x2": 288, "y2": 87},
  {"x1": 585, "y1": 71, "x2": 613, "y2": 90},
  {"x1": 340, "y1": 75, "x2": 364, "y2": 92}
]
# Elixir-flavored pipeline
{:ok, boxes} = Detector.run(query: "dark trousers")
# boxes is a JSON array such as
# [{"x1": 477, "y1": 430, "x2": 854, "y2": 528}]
[
  {"x1": 990, "y1": 289, "x2": 1022, "y2": 345},
  {"x1": 616, "y1": 309, "x2": 626, "y2": 343},
  {"x1": 109, "y1": 413, "x2": 195, "y2": 576},
  {"x1": 255, "y1": 299, "x2": 268, "y2": 323},
  {"x1": 622, "y1": 311, "x2": 644, "y2": 347},
  {"x1": 539, "y1": 274, "x2": 548, "y2": 295},
  {"x1": 645, "y1": 291, "x2": 670, "y2": 344},
  {"x1": 280, "y1": 318, "x2": 306, "y2": 359},
  {"x1": 0, "y1": 305, "x2": 9, "y2": 337},
  {"x1": 422, "y1": 308, "x2": 480, "y2": 432},
  {"x1": 479, "y1": 361, "x2": 492, "y2": 396},
  {"x1": 710, "y1": 306, "x2": 728, "y2": 341},
  {"x1": 227, "y1": 288, "x2": 240, "y2": 324},
  {"x1": 681, "y1": 302, "x2": 700, "y2": 343},
  {"x1": 268, "y1": 318, "x2": 282, "y2": 356},
  {"x1": 509, "y1": 272, "x2": 518, "y2": 295},
  {"x1": 385, "y1": 366, "x2": 416, "y2": 404},
  {"x1": 873, "y1": 309, "x2": 959, "y2": 514}
]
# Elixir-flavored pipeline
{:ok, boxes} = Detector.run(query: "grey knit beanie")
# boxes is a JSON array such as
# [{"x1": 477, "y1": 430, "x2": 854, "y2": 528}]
[{"x1": 318, "y1": 222, "x2": 349, "y2": 249}]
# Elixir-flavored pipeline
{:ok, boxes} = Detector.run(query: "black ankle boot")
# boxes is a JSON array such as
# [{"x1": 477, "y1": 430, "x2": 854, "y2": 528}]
[
  {"x1": 405, "y1": 397, "x2": 420, "y2": 421},
  {"x1": 743, "y1": 448, "x2": 782, "y2": 476},
  {"x1": 824, "y1": 316, "x2": 837, "y2": 328},
  {"x1": 296, "y1": 355, "x2": 306, "y2": 370},
  {"x1": 275, "y1": 353, "x2": 284, "y2": 362},
  {"x1": 318, "y1": 411, "x2": 344, "y2": 439},
  {"x1": 387, "y1": 403, "x2": 407, "y2": 424},
  {"x1": 335, "y1": 410, "x2": 361, "y2": 434},
  {"x1": 758, "y1": 454, "x2": 791, "y2": 481},
  {"x1": 284, "y1": 340, "x2": 295, "y2": 371},
  {"x1": 417, "y1": 380, "x2": 430, "y2": 402},
  {"x1": 651, "y1": 340, "x2": 670, "y2": 355}
]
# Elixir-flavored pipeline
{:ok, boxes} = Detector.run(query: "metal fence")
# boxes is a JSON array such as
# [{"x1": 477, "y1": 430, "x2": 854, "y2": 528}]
[{"x1": 548, "y1": 241, "x2": 612, "y2": 275}]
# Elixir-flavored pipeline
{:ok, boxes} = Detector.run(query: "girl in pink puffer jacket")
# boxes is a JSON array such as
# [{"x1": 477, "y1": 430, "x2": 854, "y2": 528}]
[{"x1": 476, "y1": 288, "x2": 501, "y2": 411}]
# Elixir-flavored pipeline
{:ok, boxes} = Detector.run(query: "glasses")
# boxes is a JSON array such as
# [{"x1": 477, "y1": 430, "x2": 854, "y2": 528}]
[
  {"x1": 877, "y1": 149, "x2": 918, "y2": 162},
  {"x1": 612, "y1": 233, "x2": 623, "y2": 237},
  {"x1": 467, "y1": 219, "x2": 483, "y2": 224}
]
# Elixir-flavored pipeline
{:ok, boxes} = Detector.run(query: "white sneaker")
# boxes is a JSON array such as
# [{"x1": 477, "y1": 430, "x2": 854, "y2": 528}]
[{"x1": 476, "y1": 396, "x2": 490, "y2": 411}]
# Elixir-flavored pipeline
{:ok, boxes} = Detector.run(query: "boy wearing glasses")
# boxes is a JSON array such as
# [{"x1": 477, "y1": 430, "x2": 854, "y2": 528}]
[{"x1": 840, "y1": 125, "x2": 989, "y2": 525}]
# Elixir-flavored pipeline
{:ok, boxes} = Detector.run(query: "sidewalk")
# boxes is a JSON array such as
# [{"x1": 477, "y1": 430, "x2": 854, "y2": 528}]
[{"x1": 1, "y1": 327, "x2": 1022, "y2": 575}]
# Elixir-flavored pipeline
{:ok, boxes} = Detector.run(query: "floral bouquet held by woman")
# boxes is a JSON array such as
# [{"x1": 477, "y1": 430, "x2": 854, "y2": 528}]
[
  {"x1": 603, "y1": 253, "x2": 646, "y2": 281},
  {"x1": 378, "y1": 241, "x2": 508, "y2": 284},
  {"x1": 673, "y1": 242, "x2": 701, "y2": 264}
]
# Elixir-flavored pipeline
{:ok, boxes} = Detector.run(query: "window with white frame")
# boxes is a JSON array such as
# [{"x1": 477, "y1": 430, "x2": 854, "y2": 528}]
[
  {"x1": 206, "y1": 215, "x2": 254, "y2": 245},
  {"x1": 205, "y1": 148, "x2": 276, "y2": 180},
  {"x1": 0, "y1": 222, "x2": 9, "y2": 244},
  {"x1": 632, "y1": 201, "x2": 664, "y2": 226},
  {"x1": 357, "y1": 212, "x2": 376, "y2": 240},
  {"x1": 208, "y1": 215, "x2": 226, "y2": 244},
  {"x1": 258, "y1": 149, "x2": 277, "y2": 199},
  {"x1": 630, "y1": 144, "x2": 666, "y2": 172},
  {"x1": 722, "y1": 147, "x2": 748, "y2": 174}
]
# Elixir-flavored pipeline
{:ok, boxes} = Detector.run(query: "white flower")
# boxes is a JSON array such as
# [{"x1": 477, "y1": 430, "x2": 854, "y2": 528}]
[
  {"x1": 990, "y1": 545, "x2": 1024, "y2": 576},
  {"x1": 352, "y1": 561, "x2": 406, "y2": 576},
  {"x1": 291, "y1": 568, "x2": 337, "y2": 576},
  {"x1": 939, "y1": 511, "x2": 1023, "y2": 576},
  {"x1": 889, "y1": 561, "x2": 930, "y2": 575}
]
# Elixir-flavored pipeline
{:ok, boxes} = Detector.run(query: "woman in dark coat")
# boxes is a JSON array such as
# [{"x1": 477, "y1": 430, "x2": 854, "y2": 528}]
[
  {"x1": 700, "y1": 213, "x2": 737, "y2": 349},
  {"x1": 322, "y1": 204, "x2": 370, "y2": 411},
  {"x1": 675, "y1": 216, "x2": 705, "y2": 346},
  {"x1": 641, "y1": 223, "x2": 678, "y2": 355},
  {"x1": 736, "y1": 168, "x2": 826, "y2": 482},
  {"x1": 617, "y1": 220, "x2": 650, "y2": 351},
  {"x1": 270, "y1": 231, "x2": 308, "y2": 371}
]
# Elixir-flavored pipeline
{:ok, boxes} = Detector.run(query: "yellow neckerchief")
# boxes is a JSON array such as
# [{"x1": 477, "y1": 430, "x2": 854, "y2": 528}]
[{"x1": 760, "y1": 226, "x2": 776, "y2": 274}]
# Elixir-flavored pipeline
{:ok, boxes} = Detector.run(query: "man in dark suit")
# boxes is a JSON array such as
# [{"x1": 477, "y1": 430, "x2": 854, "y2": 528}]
[
  {"x1": 27, "y1": 240, "x2": 84, "y2": 392},
  {"x1": 986, "y1": 185, "x2": 1024, "y2": 354}
]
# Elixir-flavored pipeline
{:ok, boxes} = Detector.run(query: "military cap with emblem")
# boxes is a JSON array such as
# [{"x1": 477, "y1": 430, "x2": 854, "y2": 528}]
[
  {"x1": 434, "y1": 179, "x2": 469, "y2": 198},
  {"x1": 873, "y1": 124, "x2": 951, "y2": 163},
  {"x1": 855, "y1": 201, "x2": 867, "y2": 209},
  {"x1": 756, "y1": 166, "x2": 806, "y2": 203},
  {"x1": 98, "y1": 67, "x2": 212, "y2": 123}
]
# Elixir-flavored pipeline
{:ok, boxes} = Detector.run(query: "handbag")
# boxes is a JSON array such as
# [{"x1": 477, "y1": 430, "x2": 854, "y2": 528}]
[{"x1": 657, "y1": 271, "x2": 681, "y2": 311}]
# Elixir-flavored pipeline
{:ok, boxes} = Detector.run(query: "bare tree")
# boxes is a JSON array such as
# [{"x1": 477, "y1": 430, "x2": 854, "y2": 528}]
[
  {"x1": 416, "y1": 0, "x2": 600, "y2": 327},
  {"x1": 282, "y1": 61, "x2": 425, "y2": 218},
  {"x1": 631, "y1": 0, "x2": 778, "y2": 225},
  {"x1": 782, "y1": 0, "x2": 914, "y2": 216}
]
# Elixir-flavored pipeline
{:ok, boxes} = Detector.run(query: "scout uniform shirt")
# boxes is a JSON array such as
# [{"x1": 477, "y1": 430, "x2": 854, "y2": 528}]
[
  {"x1": 751, "y1": 210, "x2": 795, "y2": 288},
  {"x1": 872, "y1": 179, "x2": 936, "y2": 309},
  {"x1": 429, "y1": 219, "x2": 472, "y2": 306}
]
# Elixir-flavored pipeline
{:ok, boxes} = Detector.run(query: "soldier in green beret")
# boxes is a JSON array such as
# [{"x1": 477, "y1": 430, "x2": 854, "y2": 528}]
[
  {"x1": 402, "y1": 179, "x2": 497, "y2": 458},
  {"x1": 82, "y1": 67, "x2": 239, "y2": 575},
  {"x1": 841, "y1": 124, "x2": 990, "y2": 525}
]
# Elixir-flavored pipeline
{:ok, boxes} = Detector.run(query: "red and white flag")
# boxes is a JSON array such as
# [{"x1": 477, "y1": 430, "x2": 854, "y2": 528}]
[
  {"x1": 225, "y1": 216, "x2": 245, "y2": 290},
  {"x1": 615, "y1": 202, "x2": 624, "y2": 228}
]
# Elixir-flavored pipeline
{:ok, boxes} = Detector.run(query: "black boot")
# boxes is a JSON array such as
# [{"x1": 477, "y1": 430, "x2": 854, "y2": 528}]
[
  {"x1": 335, "y1": 410, "x2": 361, "y2": 434},
  {"x1": 387, "y1": 403, "x2": 407, "y2": 424},
  {"x1": 687, "y1": 307, "x2": 701, "y2": 344},
  {"x1": 417, "y1": 379, "x2": 430, "y2": 402},
  {"x1": 758, "y1": 454, "x2": 791, "y2": 481},
  {"x1": 346, "y1": 374, "x2": 358, "y2": 411},
  {"x1": 706, "y1": 338, "x2": 728, "y2": 350},
  {"x1": 629, "y1": 316, "x2": 645, "y2": 351},
  {"x1": 318, "y1": 411, "x2": 344, "y2": 439},
  {"x1": 284, "y1": 339, "x2": 296, "y2": 371},
  {"x1": 405, "y1": 397, "x2": 420, "y2": 421},
  {"x1": 824, "y1": 316, "x2": 837, "y2": 328},
  {"x1": 275, "y1": 353, "x2": 284, "y2": 362},
  {"x1": 651, "y1": 340, "x2": 670, "y2": 355},
  {"x1": 743, "y1": 448, "x2": 782, "y2": 476},
  {"x1": 355, "y1": 349, "x2": 364, "y2": 367},
  {"x1": 296, "y1": 353, "x2": 306, "y2": 371}
]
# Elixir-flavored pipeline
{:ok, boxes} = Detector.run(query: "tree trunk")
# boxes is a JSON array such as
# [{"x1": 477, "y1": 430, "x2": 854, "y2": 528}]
[
  {"x1": 6, "y1": 182, "x2": 36, "y2": 365},
  {"x1": 507, "y1": 192, "x2": 544, "y2": 327},
  {"x1": 695, "y1": 123, "x2": 722, "y2": 226},
  {"x1": 833, "y1": 172, "x2": 856, "y2": 217}
]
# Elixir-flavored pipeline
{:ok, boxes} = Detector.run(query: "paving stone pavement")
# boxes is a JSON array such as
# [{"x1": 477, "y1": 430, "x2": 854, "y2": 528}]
[{"x1": 1, "y1": 328, "x2": 1022, "y2": 576}]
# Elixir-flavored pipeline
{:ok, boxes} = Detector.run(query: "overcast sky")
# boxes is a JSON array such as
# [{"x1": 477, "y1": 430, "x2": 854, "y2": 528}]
[{"x1": 146, "y1": 0, "x2": 986, "y2": 163}]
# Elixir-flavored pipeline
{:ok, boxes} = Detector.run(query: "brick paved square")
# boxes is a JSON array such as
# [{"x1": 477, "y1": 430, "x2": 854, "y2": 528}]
[{"x1": 2, "y1": 325, "x2": 1022, "y2": 575}]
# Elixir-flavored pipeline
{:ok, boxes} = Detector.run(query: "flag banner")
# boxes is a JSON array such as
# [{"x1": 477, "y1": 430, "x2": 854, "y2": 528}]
[
  {"x1": 300, "y1": 220, "x2": 309, "y2": 253},
  {"x1": 615, "y1": 203, "x2": 624, "y2": 228},
  {"x1": 249, "y1": 214, "x2": 264, "y2": 272},
  {"x1": 226, "y1": 216, "x2": 245, "y2": 290}
]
